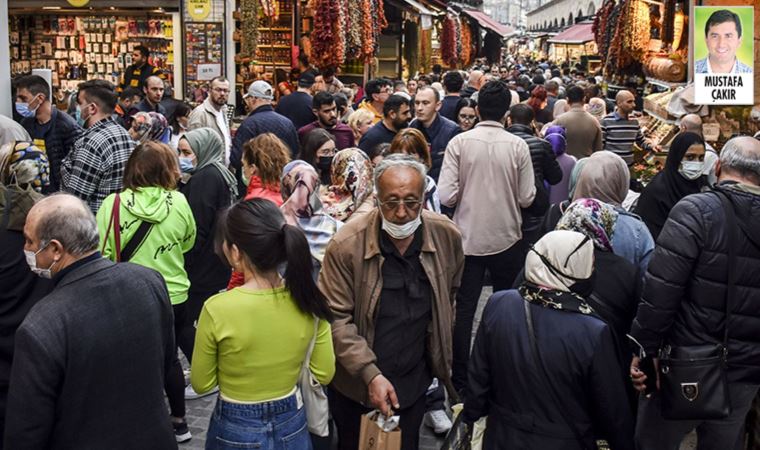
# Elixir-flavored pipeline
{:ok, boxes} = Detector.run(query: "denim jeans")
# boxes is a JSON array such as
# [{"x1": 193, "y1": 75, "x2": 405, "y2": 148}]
[{"x1": 206, "y1": 394, "x2": 311, "y2": 450}]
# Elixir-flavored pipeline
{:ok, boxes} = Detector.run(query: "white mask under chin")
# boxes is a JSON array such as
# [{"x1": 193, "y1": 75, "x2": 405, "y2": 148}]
[{"x1": 381, "y1": 214, "x2": 422, "y2": 239}]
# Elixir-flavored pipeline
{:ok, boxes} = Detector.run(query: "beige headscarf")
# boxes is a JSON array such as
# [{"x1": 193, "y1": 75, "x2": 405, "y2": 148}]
[
  {"x1": 553, "y1": 99, "x2": 570, "y2": 118},
  {"x1": 586, "y1": 98, "x2": 607, "y2": 122},
  {"x1": 525, "y1": 230, "x2": 594, "y2": 292},
  {"x1": 572, "y1": 151, "x2": 630, "y2": 206}
]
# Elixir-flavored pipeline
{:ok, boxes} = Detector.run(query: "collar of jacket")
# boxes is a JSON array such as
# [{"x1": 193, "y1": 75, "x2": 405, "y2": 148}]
[
  {"x1": 202, "y1": 97, "x2": 226, "y2": 115},
  {"x1": 362, "y1": 209, "x2": 438, "y2": 260},
  {"x1": 55, "y1": 255, "x2": 112, "y2": 288},
  {"x1": 474, "y1": 120, "x2": 505, "y2": 129},
  {"x1": 507, "y1": 123, "x2": 534, "y2": 135},
  {"x1": 413, "y1": 113, "x2": 441, "y2": 133},
  {"x1": 250, "y1": 104, "x2": 274, "y2": 115}
]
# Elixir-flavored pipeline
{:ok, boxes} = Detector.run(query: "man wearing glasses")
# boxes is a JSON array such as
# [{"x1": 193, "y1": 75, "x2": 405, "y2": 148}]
[
  {"x1": 188, "y1": 77, "x2": 232, "y2": 164},
  {"x1": 320, "y1": 155, "x2": 464, "y2": 450}
]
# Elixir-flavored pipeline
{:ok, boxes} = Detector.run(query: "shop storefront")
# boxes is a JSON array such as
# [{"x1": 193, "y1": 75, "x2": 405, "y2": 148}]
[{"x1": 547, "y1": 21, "x2": 599, "y2": 71}]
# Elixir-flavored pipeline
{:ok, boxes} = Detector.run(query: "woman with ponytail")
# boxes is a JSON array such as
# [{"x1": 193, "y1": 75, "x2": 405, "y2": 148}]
[{"x1": 191, "y1": 198, "x2": 334, "y2": 450}]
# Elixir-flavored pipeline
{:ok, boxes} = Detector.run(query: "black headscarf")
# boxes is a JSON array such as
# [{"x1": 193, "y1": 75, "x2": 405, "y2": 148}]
[{"x1": 635, "y1": 131, "x2": 705, "y2": 240}]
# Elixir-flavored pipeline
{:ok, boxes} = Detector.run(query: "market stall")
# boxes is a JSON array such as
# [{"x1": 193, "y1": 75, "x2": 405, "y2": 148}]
[
  {"x1": 8, "y1": 0, "x2": 181, "y2": 94},
  {"x1": 547, "y1": 21, "x2": 599, "y2": 70}
]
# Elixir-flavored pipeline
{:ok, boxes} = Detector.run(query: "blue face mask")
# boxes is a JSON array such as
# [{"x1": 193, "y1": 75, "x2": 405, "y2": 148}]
[
  {"x1": 179, "y1": 156, "x2": 195, "y2": 173},
  {"x1": 15, "y1": 102, "x2": 36, "y2": 118}
]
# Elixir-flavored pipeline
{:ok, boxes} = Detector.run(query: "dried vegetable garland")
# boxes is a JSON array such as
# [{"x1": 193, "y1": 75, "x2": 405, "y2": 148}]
[
  {"x1": 239, "y1": 0, "x2": 259, "y2": 59},
  {"x1": 454, "y1": 16, "x2": 462, "y2": 64},
  {"x1": 346, "y1": 0, "x2": 363, "y2": 58},
  {"x1": 333, "y1": 0, "x2": 347, "y2": 65},
  {"x1": 420, "y1": 27, "x2": 432, "y2": 73},
  {"x1": 622, "y1": 0, "x2": 650, "y2": 60},
  {"x1": 593, "y1": 0, "x2": 615, "y2": 58},
  {"x1": 662, "y1": 0, "x2": 676, "y2": 44},
  {"x1": 312, "y1": 0, "x2": 340, "y2": 67},
  {"x1": 604, "y1": 0, "x2": 629, "y2": 75},
  {"x1": 441, "y1": 16, "x2": 458, "y2": 67},
  {"x1": 460, "y1": 22, "x2": 472, "y2": 66}
]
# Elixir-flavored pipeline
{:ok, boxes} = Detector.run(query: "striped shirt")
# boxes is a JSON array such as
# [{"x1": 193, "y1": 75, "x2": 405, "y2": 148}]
[
  {"x1": 61, "y1": 117, "x2": 135, "y2": 213},
  {"x1": 600, "y1": 112, "x2": 654, "y2": 166}
]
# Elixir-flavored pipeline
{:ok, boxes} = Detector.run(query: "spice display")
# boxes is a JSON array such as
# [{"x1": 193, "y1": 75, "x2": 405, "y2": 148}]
[
  {"x1": 239, "y1": 0, "x2": 259, "y2": 59},
  {"x1": 622, "y1": 0, "x2": 650, "y2": 60},
  {"x1": 593, "y1": 0, "x2": 615, "y2": 59},
  {"x1": 312, "y1": 0, "x2": 339, "y2": 66}
]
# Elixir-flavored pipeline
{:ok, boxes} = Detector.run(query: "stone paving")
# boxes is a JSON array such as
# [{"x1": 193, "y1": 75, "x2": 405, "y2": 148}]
[{"x1": 178, "y1": 285, "x2": 696, "y2": 449}]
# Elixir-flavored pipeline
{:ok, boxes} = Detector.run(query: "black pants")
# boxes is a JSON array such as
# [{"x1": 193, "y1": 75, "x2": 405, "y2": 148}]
[
  {"x1": 452, "y1": 244, "x2": 524, "y2": 394},
  {"x1": 330, "y1": 388, "x2": 427, "y2": 450},
  {"x1": 178, "y1": 289, "x2": 218, "y2": 363},
  {"x1": 166, "y1": 303, "x2": 187, "y2": 419}
]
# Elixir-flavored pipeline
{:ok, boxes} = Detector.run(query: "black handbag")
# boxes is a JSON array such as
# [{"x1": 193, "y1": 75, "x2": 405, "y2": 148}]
[{"x1": 658, "y1": 190, "x2": 736, "y2": 420}]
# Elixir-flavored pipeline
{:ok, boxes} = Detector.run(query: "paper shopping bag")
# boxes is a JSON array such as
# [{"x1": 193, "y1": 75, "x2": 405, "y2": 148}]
[{"x1": 358, "y1": 410, "x2": 402, "y2": 450}]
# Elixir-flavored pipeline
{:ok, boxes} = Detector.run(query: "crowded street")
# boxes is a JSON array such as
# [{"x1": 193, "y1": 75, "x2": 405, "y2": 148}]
[{"x1": 1, "y1": 0, "x2": 760, "y2": 449}]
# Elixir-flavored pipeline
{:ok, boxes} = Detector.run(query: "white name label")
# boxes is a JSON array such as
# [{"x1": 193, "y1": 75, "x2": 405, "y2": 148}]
[{"x1": 694, "y1": 73, "x2": 754, "y2": 105}]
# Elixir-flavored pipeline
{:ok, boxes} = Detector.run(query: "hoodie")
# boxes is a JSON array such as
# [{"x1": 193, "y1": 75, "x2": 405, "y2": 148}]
[{"x1": 97, "y1": 187, "x2": 196, "y2": 305}]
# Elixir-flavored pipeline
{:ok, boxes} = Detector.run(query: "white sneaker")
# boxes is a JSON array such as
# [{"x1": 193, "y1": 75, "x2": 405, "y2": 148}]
[
  {"x1": 423, "y1": 409, "x2": 452, "y2": 435},
  {"x1": 184, "y1": 384, "x2": 218, "y2": 400}
]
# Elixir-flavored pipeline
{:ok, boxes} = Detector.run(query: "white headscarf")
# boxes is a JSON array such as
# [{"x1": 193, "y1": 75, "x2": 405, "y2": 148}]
[{"x1": 525, "y1": 230, "x2": 594, "y2": 292}]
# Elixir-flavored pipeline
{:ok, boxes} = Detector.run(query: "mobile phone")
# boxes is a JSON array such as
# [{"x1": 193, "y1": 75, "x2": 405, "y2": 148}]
[{"x1": 638, "y1": 355, "x2": 658, "y2": 395}]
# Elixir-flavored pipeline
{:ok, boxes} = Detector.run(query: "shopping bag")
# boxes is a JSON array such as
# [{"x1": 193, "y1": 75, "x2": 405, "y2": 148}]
[
  {"x1": 358, "y1": 410, "x2": 402, "y2": 450},
  {"x1": 441, "y1": 403, "x2": 486, "y2": 450}
]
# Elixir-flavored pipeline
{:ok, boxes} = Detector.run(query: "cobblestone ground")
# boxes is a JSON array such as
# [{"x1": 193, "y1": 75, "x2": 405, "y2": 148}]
[{"x1": 179, "y1": 285, "x2": 696, "y2": 449}]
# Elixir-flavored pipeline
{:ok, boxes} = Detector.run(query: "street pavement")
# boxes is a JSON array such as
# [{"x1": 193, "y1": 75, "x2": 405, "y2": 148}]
[{"x1": 179, "y1": 285, "x2": 696, "y2": 449}]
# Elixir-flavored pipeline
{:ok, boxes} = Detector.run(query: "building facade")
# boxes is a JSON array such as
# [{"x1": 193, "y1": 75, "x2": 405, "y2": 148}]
[{"x1": 526, "y1": 0, "x2": 602, "y2": 31}]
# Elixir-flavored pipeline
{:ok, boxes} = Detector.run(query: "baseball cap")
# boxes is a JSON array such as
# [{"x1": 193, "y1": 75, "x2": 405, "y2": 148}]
[
  {"x1": 244, "y1": 80, "x2": 274, "y2": 100},
  {"x1": 298, "y1": 71, "x2": 316, "y2": 88}
]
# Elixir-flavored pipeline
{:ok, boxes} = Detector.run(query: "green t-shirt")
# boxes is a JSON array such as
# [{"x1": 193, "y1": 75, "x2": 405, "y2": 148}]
[{"x1": 191, "y1": 286, "x2": 335, "y2": 402}]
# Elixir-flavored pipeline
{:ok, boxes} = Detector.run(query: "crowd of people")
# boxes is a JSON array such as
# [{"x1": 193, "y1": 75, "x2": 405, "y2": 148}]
[{"x1": 0, "y1": 52, "x2": 759, "y2": 450}]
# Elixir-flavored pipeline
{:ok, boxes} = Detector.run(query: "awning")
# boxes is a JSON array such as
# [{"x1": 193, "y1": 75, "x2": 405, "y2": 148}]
[
  {"x1": 547, "y1": 22, "x2": 594, "y2": 44},
  {"x1": 402, "y1": 0, "x2": 438, "y2": 16},
  {"x1": 461, "y1": 9, "x2": 515, "y2": 38}
]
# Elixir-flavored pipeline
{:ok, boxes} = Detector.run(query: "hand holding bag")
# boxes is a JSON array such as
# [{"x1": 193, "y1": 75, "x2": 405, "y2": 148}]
[
  {"x1": 358, "y1": 410, "x2": 402, "y2": 450},
  {"x1": 299, "y1": 316, "x2": 330, "y2": 436},
  {"x1": 658, "y1": 190, "x2": 736, "y2": 420}
]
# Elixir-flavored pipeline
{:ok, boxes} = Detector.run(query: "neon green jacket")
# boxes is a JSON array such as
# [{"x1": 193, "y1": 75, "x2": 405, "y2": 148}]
[{"x1": 97, "y1": 187, "x2": 196, "y2": 305}]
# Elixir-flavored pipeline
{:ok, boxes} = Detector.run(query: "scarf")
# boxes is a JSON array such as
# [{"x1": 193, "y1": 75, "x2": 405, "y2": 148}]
[
  {"x1": 544, "y1": 125, "x2": 567, "y2": 156},
  {"x1": 519, "y1": 282, "x2": 596, "y2": 316},
  {"x1": 182, "y1": 128, "x2": 239, "y2": 200},
  {"x1": 321, "y1": 148, "x2": 374, "y2": 222},
  {"x1": 281, "y1": 160, "x2": 341, "y2": 262},
  {"x1": 0, "y1": 141, "x2": 50, "y2": 192},
  {"x1": 572, "y1": 151, "x2": 629, "y2": 206},
  {"x1": 556, "y1": 198, "x2": 618, "y2": 252},
  {"x1": 131, "y1": 111, "x2": 169, "y2": 143}
]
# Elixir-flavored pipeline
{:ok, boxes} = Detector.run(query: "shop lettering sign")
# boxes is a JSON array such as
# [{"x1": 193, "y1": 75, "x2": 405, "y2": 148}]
[
  {"x1": 67, "y1": 0, "x2": 90, "y2": 6},
  {"x1": 187, "y1": 0, "x2": 212, "y2": 21}
]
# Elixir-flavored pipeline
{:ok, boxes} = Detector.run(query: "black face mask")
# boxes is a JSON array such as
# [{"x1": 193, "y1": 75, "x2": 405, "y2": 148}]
[
  {"x1": 569, "y1": 270, "x2": 596, "y2": 298},
  {"x1": 317, "y1": 156, "x2": 333, "y2": 184}
]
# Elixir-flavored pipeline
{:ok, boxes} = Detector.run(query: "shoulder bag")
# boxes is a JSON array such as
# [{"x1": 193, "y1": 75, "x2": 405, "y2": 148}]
[
  {"x1": 299, "y1": 316, "x2": 330, "y2": 436},
  {"x1": 101, "y1": 193, "x2": 153, "y2": 262},
  {"x1": 657, "y1": 190, "x2": 736, "y2": 420}
]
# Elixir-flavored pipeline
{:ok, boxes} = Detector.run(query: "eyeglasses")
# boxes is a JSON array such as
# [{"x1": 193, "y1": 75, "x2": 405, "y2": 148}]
[
  {"x1": 378, "y1": 199, "x2": 423, "y2": 211},
  {"x1": 212, "y1": 88, "x2": 230, "y2": 93},
  {"x1": 458, "y1": 114, "x2": 477, "y2": 122}
]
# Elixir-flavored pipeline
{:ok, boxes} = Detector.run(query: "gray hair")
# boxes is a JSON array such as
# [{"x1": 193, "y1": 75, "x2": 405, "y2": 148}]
[
  {"x1": 36, "y1": 194, "x2": 100, "y2": 256},
  {"x1": 720, "y1": 137, "x2": 760, "y2": 184},
  {"x1": 373, "y1": 154, "x2": 427, "y2": 193}
]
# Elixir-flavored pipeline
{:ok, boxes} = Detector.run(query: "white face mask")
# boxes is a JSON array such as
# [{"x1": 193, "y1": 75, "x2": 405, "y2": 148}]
[
  {"x1": 679, "y1": 160, "x2": 704, "y2": 180},
  {"x1": 24, "y1": 243, "x2": 57, "y2": 279},
  {"x1": 381, "y1": 213, "x2": 422, "y2": 240}
]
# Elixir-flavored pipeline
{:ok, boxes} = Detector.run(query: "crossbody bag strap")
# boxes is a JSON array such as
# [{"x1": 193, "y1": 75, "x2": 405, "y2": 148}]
[
  {"x1": 715, "y1": 189, "x2": 737, "y2": 352},
  {"x1": 120, "y1": 219, "x2": 153, "y2": 262},
  {"x1": 524, "y1": 301, "x2": 590, "y2": 449},
  {"x1": 102, "y1": 193, "x2": 122, "y2": 262}
]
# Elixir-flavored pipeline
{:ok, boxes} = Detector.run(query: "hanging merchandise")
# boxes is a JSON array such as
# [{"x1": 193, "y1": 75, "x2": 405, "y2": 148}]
[
  {"x1": 334, "y1": 0, "x2": 347, "y2": 66},
  {"x1": 454, "y1": 17, "x2": 462, "y2": 66},
  {"x1": 593, "y1": 0, "x2": 615, "y2": 61},
  {"x1": 420, "y1": 27, "x2": 432, "y2": 74},
  {"x1": 460, "y1": 22, "x2": 472, "y2": 67},
  {"x1": 662, "y1": 0, "x2": 675, "y2": 45},
  {"x1": 441, "y1": 15, "x2": 458, "y2": 68},
  {"x1": 312, "y1": 0, "x2": 342, "y2": 66},
  {"x1": 239, "y1": 0, "x2": 259, "y2": 59},
  {"x1": 346, "y1": 0, "x2": 363, "y2": 58},
  {"x1": 260, "y1": 0, "x2": 280, "y2": 22},
  {"x1": 622, "y1": 0, "x2": 650, "y2": 60}
]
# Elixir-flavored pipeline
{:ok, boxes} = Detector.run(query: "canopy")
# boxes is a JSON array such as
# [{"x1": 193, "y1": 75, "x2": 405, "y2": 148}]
[
  {"x1": 461, "y1": 9, "x2": 515, "y2": 38},
  {"x1": 401, "y1": 0, "x2": 438, "y2": 16},
  {"x1": 547, "y1": 22, "x2": 594, "y2": 44}
]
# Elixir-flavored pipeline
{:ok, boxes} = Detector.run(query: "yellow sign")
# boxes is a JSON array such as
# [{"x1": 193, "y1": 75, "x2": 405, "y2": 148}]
[
  {"x1": 67, "y1": 0, "x2": 91, "y2": 6},
  {"x1": 187, "y1": 0, "x2": 211, "y2": 21}
]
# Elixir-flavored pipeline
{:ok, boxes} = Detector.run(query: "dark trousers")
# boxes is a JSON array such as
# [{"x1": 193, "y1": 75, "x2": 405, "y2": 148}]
[
  {"x1": 635, "y1": 383, "x2": 759, "y2": 450},
  {"x1": 166, "y1": 303, "x2": 187, "y2": 419},
  {"x1": 178, "y1": 289, "x2": 218, "y2": 363},
  {"x1": 330, "y1": 388, "x2": 427, "y2": 450},
  {"x1": 452, "y1": 244, "x2": 524, "y2": 393}
]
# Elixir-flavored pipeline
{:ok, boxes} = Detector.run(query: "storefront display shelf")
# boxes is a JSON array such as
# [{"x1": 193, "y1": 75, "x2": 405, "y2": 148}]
[
  {"x1": 646, "y1": 77, "x2": 686, "y2": 90},
  {"x1": 644, "y1": 108, "x2": 676, "y2": 125}
]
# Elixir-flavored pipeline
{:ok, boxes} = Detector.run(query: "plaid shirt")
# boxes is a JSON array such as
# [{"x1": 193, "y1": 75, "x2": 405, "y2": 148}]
[{"x1": 61, "y1": 117, "x2": 135, "y2": 213}]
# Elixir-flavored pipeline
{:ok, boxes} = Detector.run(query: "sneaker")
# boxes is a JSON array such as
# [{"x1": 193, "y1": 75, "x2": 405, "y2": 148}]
[
  {"x1": 172, "y1": 420, "x2": 192, "y2": 443},
  {"x1": 185, "y1": 384, "x2": 218, "y2": 400},
  {"x1": 423, "y1": 409, "x2": 452, "y2": 435}
]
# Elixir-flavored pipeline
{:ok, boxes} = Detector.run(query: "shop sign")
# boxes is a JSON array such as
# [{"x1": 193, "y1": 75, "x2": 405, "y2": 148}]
[
  {"x1": 197, "y1": 63, "x2": 222, "y2": 80},
  {"x1": 67, "y1": 0, "x2": 90, "y2": 6},
  {"x1": 187, "y1": 0, "x2": 212, "y2": 21},
  {"x1": 693, "y1": 6, "x2": 754, "y2": 105}
]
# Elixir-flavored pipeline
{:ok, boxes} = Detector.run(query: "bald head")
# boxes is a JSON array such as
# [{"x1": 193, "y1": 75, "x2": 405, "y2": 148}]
[
  {"x1": 615, "y1": 90, "x2": 636, "y2": 116},
  {"x1": 468, "y1": 70, "x2": 484, "y2": 90},
  {"x1": 26, "y1": 194, "x2": 100, "y2": 257},
  {"x1": 680, "y1": 114, "x2": 703, "y2": 135},
  {"x1": 719, "y1": 136, "x2": 760, "y2": 186},
  {"x1": 144, "y1": 75, "x2": 165, "y2": 105}
]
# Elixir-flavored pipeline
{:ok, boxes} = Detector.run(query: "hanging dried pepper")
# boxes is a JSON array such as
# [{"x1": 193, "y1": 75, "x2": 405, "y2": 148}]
[
  {"x1": 346, "y1": 0, "x2": 363, "y2": 58},
  {"x1": 312, "y1": 0, "x2": 340, "y2": 66},
  {"x1": 240, "y1": 0, "x2": 259, "y2": 59},
  {"x1": 662, "y1": 0, "x2": 676, "y2": 45},
  {"x1": 454, "y1": 17, "x2": 462, "y2": 67},
  {"x1": 622, "y1": 0, "x2": 649, "y2": 59},
  {"x1": 420, "y1": 27, "x2": 432, "y2": 73},
  {"x1": 332, "y1": 0, "x2": 347, "y2": 66},
  {"x1": 441, "y1": 16, "x2": 457, "y2": 67},
  {"x1": 460, "y1": 22, "x2": 472, "y2": 66}
]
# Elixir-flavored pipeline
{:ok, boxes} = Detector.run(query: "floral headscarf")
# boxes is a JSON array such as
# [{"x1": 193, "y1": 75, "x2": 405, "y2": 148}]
[
  {"x1": 131, "y1": 111, "x2": 169, "y2": 143},
  {"x1": 556, "y1": 198, "x2": 619, "y2": 252},
  {"x1": 0, "y1": 141, "x2": 50, "y2": 192},
  {"x1": 321, "y1": 148, "x2": 374, "y2": 222}
]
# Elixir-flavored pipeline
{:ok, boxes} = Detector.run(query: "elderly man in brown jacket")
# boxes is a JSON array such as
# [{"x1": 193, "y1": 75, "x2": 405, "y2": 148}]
[{"x1": 319, "y1": 155, "x2": 464, "y2": 450}]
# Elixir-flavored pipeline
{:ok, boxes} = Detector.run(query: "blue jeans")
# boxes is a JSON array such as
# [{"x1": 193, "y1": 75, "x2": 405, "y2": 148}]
[{"x1": 206, "y1": 394, "x2": 311, "y2": 450}]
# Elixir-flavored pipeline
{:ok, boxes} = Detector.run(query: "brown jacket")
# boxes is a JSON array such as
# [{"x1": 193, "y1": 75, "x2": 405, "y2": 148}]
[
  {"x1": 318, "y1": 208, "x2": 464, "y2": 405},
  {"x1": 552, "y1": 105, "x2": 603, "y2": 159}
]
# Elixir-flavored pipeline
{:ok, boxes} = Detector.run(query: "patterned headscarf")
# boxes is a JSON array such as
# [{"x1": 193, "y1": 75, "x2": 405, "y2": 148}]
[
  {"x1": 131, "y1": 111, "x2": 169, "y2": 144},
  {"x1": 556, "y1": 198, "x2": 619, "y2": 252},
  {"x1": 281, "y1": 160, "x2": 341, "y2": 262},
  {"x1": 0, "y1": 141, "x2": 50, "y2": 192},
  {"x1": 585, "y1": 98, "x2": 607, "y2": 122},
  {"x1": 321, "y1": 148, "x2": 374, "y2": 222}
]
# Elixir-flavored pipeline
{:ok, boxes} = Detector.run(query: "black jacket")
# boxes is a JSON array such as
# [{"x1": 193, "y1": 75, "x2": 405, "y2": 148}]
[
  {"x1": 631, "y1": 184, "x2": 760, "y2": 384},
  {"x1": 181, "y1": 165, "x2": 233, "y2": 294},
  {"x1": 21, "y1": 108, "x2": 82, "y2": 192},
  {"x1": 463, "y1": 290, "x2": 634, "y2": 450},
  {"x1": 410, "y1": 114, "x2": 460, "y2": 181},
  {"x1": 508, "y1": 124, "x2": 563, "y2": 232},
  {"x1": 4, "y1": 258, "x2": 177, "y2": 449}
]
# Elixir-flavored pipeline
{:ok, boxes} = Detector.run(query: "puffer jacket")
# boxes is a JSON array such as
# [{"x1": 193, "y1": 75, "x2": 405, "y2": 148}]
[
  {"x1": 507, "y1": 124, "x2": 562, "y2": 232},
  {"x1": 630, "y1": 183, "x2": 760, "y2": 384},
  {"x1": 410, "y1": 114, "x2": 460, "y2": 181}
]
